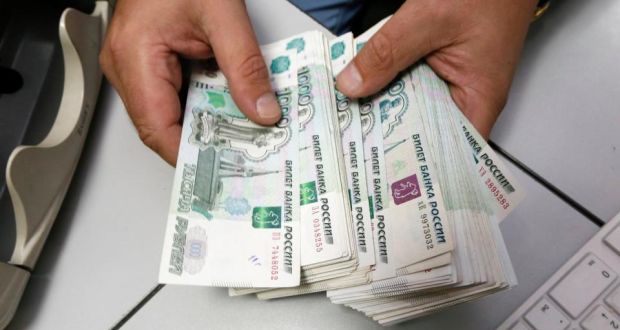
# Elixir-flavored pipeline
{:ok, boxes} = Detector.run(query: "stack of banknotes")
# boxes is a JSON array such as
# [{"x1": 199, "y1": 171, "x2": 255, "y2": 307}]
[{"x1": 158, "y1": 19, "x2": 526, "y2": 325}]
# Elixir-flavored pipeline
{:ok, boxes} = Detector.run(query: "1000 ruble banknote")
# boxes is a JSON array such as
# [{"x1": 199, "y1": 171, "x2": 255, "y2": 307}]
[{"x1": 159, "y1": 48, "x2": 301, "y2": 288}]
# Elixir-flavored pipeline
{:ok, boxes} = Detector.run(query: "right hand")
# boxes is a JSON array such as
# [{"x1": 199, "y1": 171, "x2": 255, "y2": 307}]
[{"x1": 100, "y1": 0, "x2": 281, "y2": 165}]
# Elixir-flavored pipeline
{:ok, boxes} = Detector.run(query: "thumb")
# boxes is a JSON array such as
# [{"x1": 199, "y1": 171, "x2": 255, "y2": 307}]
[
  {"x1": 337, "y1": 2, "x2": 446, "y2": 98},
  {"x1": 203, "y1": 0, "x2": 280, "y2": 125}
]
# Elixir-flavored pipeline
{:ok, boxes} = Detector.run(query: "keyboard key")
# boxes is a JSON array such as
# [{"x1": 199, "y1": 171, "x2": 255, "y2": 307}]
[
  {"x1": 524, "y1": 298, "x2": 569, "y2": 330},
  {"x1": 509, "y1": 321, "x2": 531, "y2": 330},
  {"x1": 606, "y1": 285, "x2": 620, "y2": 314},
  {"x1": 549, "y1": 254, "x2": 616, "y2": 318},
  {"x1": 582, "y1": 305, "x2": 620, "y2": 330},
  {"x1": 605, "y1": 225, "x2": 620, "y2": 255}
]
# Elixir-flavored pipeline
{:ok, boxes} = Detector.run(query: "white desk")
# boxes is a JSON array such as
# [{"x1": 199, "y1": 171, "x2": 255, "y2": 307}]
[
  {"x1": 492, "y1": 0, "x2": 620, "y2": 222},
  {"x1": 6, "y1": 0, "x2": 614, "y2": 329}
]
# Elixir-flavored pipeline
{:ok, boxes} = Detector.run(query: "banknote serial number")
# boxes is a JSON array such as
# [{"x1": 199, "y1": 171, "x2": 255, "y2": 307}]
[
  {"x1": 420, "y1": 214, "x2": 434, "y2": 250},
  {"x1": 312, "y1": 205, "x2": 324, "y2": 252},
  {"x1": 271, "y1": 232, "x2": 281, "y2": 280},
  {"x1": 418, "y1": 201, "x2": 434, "y2": 250},
  {"x1": 484, "y1": 178, "x2": 510, "y2": 210}
]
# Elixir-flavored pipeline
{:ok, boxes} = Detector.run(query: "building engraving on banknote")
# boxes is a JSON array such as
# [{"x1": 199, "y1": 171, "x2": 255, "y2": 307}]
[
  {"x1": 188, "y1": 106, "x2": 291, "y2": 161},
  {"x1": 185, "y1": 85, "x2": 294, "y2": 220}
]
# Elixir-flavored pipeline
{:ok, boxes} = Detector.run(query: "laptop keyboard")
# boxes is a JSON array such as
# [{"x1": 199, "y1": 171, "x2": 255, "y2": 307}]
[{"x1": 500, "y1": 212, "x2": 620, "y2": 330}]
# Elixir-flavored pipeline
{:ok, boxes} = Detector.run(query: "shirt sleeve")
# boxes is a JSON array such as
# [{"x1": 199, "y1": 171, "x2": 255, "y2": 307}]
[{"x1": 288, "y1": 0, "x2": 363, "y2": 34}]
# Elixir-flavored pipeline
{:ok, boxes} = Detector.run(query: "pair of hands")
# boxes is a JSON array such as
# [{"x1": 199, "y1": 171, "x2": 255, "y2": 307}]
[{"x1": 100, "y1": 0, "x2": 538, "y2": 165}]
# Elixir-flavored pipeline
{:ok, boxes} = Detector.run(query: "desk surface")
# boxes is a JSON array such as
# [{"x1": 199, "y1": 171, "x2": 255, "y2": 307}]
[
  {"x1": 491, "y1": 0, "x2": 620, "y2": 222},
  {"x1": 7, "y1": 0, "x2": 618, "y2": 329}
]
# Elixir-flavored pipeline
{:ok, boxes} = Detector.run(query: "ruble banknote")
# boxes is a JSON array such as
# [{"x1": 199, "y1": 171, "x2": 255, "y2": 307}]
[{"x1": 159, "y1": 48, "x2": 300, "y2": 287}]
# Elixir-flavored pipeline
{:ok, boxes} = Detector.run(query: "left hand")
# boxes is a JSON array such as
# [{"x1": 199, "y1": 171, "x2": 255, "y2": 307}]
[
  {"x1": 336, "y1": 0, "x2": 539, "y2": 138},
  {"x1": 100, "y1": 0, "x2": 280, "y2": 165}
]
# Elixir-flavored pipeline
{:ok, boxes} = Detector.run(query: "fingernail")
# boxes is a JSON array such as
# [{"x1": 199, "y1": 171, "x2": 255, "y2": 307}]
[
  {"x1": 256, "y1": 93, "x2": 281, "y2": 121},
  {"x1": 337, "y1": 63, "x2": 363, "y2": 94}
]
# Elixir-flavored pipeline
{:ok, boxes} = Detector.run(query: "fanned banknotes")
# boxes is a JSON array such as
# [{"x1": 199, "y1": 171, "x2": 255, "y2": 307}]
[
  {"x1": 247, "y1": 33, "x2": 377, "y2": 300},
  {"x1": 267, "y1": 32, "x2": 353, "y2": 273},
  {"x1": 159, "y1": 17, "x2": 526, "y2": 326}
]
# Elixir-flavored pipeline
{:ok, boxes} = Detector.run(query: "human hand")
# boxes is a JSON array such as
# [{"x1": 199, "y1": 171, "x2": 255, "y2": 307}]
[
  {"x1": 336, "y1": 0, "x2": 539, "y2": 139},
  {"x1": 100, "y1": 0, "x2": 281, "y2": 165}
]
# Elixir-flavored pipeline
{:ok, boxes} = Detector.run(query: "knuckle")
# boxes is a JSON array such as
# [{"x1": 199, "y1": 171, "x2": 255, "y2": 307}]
[
  {"x1": 363, "y1": 31, "x2": 394, "y2": 72},
  {"x1": 99, "y1": 22, "x2": 132, "y2": 75},
  {"x1": 98, "y1": 47, "x2": 113, "y2": 74},
  {"x1": 136, "y1": 125, "x2": 160, "y2": 153},
  {"x1": 482, "y1": 79, "x2": 509, "y2": 110},
  {"x1": 236, "y1": 53, "x2": 269, "y2": 83},
  {"x1": 105, "y1": 34, "x2": 126, "y2": 59},
  {"x1": 102, "y1": 26, "x2": 132, "y2": 62},
  {"x1": 468, "y1": 84, "x2": 506, "y2": 115},
  {"x1": 493, "y1": 92, "x2": 508, "y2": 110},
  {"x1": 98, "y1": 50, "x2": 108, "y2": 72}
]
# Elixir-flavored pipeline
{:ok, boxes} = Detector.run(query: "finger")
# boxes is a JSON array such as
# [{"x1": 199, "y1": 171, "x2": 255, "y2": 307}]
[
  {"x1": 337, "y1": 1, "x2": 451, "y2": 98},
  {"x1": 102, "y1": 40, "x2": 183, "y2": 165},
  {"x1": 201, "y1": 0, "x2": 280, "y2": 125}
]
